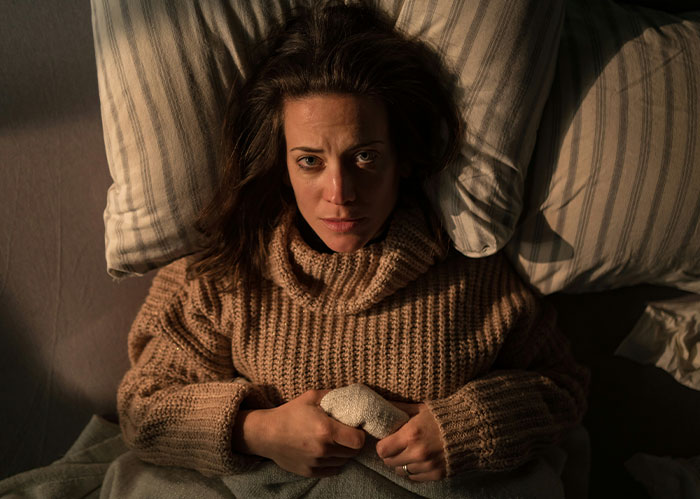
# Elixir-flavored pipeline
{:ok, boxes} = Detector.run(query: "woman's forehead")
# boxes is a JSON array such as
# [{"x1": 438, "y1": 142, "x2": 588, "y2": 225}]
[
  {"x1": 283, "y1": 94, "x2": 387, "y2": 134},
  {"x1": 282, "y1": 93, "x2": 389, "y2": 148}
]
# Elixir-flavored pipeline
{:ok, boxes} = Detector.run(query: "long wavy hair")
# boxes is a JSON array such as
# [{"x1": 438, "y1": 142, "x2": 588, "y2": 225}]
[{"x1": 188, "y1": 2, "x2": 462, "y2": 286}]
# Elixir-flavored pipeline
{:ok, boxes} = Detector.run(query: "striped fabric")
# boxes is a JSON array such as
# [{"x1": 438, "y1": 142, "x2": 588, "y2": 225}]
[
  {"x1": 506, "y1": 0, "x2": 700, "y2": 294},
  {"x1": 92, "y1": 0, "x2": 563, "y2": 278}
]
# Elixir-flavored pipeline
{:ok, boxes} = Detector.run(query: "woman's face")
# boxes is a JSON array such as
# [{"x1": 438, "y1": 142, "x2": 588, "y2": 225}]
[{"x1": 283, "y1": 93, "x2": 400, "y2": 253}]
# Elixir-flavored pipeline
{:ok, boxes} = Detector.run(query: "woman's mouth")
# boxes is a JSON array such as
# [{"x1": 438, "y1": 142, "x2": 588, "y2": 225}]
[{"x1": 320, "y1": 218, "x2": 366, "y2": 232}]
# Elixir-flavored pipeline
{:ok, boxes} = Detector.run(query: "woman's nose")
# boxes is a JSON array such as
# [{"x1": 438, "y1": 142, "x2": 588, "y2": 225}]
[{"x1": 324, "y1": 164, "x2": 356, "y2": 205}]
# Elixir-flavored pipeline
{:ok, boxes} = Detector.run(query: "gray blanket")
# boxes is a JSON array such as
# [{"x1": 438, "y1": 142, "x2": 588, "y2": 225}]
[{"x1": 0, "y1": 416, "x2": 586, "y2": 498}]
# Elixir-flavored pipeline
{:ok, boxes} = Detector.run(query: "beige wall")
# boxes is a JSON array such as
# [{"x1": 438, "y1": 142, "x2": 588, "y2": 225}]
[{"x1": 0, "y1": 0, "x2": 152, "y2": 477}]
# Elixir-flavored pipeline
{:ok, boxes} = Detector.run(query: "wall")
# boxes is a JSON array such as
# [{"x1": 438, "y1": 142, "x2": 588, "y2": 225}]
[{"x1": 0, "y1": 0, "x2": 152, "y2": 477}]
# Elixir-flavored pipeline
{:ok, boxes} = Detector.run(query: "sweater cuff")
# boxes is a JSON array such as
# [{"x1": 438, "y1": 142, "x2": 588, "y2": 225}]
[
  {"x1": 127, "y1": 379, "x2": 264, "y2": 476},
  {"x1": 426, "y1": 373, "x2": 559, "y2": 476},
  {"x1": 425, "y1": 391, "x2": 483, "y2": 476}
]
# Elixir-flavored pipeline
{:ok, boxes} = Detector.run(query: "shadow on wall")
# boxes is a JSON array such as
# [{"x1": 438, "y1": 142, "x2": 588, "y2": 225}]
[
  {"x1": 0, "y1": 0, "x2": 154, "y2": 479},
  {"x1": 0, "y1": 299, "x2": 92, "y2": 478},
  {"x1": 0, "y1": 267, "x2": 152, "y2": 479}
]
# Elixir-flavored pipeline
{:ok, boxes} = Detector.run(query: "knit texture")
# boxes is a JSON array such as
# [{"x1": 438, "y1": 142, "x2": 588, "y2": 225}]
[
  {"x1": 320, "y1": 384, "x2": 409, "y2": 439},
  {"x1": 118, "y1": 207, "x2": 589, "y2": 477}
]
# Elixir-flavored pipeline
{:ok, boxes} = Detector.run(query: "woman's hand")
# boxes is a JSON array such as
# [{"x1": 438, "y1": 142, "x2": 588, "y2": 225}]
[
  {"x1": 376, "y1": 402, "x2": 447, "y2": 482},
  {"x1": 233, "y1": 389, "x2": 366, "y2": 478}
]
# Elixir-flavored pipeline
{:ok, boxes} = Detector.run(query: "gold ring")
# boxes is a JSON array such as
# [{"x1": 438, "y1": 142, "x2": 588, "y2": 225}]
[{"x1": 402, "y1": 464, "x2": 412, "y2": 475}]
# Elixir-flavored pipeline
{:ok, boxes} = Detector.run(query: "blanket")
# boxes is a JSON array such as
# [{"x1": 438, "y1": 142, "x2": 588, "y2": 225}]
[{"x1": 0, "y1": 416, "x2": 586, "y2": 498}]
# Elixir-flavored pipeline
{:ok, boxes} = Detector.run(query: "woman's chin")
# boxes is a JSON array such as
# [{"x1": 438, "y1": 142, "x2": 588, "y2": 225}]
[{"x1": 321, "y1": 234, "x2": 369, "y2": 253}]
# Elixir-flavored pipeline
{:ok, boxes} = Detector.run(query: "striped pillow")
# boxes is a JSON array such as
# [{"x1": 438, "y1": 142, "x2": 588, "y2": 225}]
[
  {"x1": 506, "y1": 0, "x2": 700, "y2": 294},
  {"x1": 92, "y1": 0, "x2": 563, "y2": 278}
]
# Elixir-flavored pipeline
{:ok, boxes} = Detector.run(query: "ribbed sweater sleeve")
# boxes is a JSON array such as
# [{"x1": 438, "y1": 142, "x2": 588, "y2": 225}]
[
  {"x1": 117, "y1": 260, "x2": 271, "y2": 476},
  {"x1": 425, "y1": 263, "x2": 590, "y2": 476}
]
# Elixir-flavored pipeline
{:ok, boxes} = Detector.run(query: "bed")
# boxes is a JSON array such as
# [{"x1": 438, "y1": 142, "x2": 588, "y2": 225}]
[{"x1": 1, "y1": 0, "x2": 699, "y2": 497}]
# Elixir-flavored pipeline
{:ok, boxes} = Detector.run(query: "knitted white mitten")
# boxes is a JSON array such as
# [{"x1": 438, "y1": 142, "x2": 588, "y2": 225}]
[{"x1": 320, "y1": 384, "x2": 409, "y2": 439}]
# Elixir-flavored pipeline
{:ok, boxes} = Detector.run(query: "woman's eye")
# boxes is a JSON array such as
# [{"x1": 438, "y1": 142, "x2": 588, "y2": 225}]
[
  {"x1": 297, "y1": 156, "x2": 321, "y2": 169},
  {"x1": 355, "y1": 151, "x2": 377, "y2": 165}
]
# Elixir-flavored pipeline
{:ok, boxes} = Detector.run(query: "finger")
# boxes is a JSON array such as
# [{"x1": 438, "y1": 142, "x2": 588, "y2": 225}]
[
  {"x1": 331, "y1": 421, "x2": 365, "y2": 450},
  {"x1": 390, "y1": 402, "x2": 421, "y2": 416},
  {"x1": 376, "y1": 432, "x2": 407, "y2": 459},
  {"x1": 403, "y1": 469, "x2": 446, "y2": 483},
  {"x1": 394, "y1": 459, "x2": 439, "y2": 477},
  {"x1": 381, "y1": 437, "x2": 441, "y2": 468},
  {"x1": 324, "y1": 442, "x2": 363, "y2": 459},
  {"x1": 382, "y1": 447, "x2": 429, "y2": 468}
]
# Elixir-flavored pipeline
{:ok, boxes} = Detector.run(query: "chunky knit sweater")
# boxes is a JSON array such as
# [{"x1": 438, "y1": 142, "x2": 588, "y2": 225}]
[{"x1": 118, "y1": 208, "x2": 589, "y2": 478}]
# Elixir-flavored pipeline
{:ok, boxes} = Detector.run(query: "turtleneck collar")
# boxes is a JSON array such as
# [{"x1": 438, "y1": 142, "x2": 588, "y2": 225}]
[{"x1": 266, "y1": 206, "x2": 447, "y2": 314}]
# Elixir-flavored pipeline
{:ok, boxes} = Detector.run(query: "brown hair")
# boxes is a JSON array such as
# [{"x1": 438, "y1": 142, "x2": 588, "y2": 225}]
[{"x1": 188, "y1": 2, "x2": 462, "y2": 286}]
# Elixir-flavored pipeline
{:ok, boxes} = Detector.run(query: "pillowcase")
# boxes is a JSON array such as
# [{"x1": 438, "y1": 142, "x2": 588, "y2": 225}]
[
  {"x1": 615, "y1": 294, "x2": 700, "y2": 391},
  {"x1": 92, "y1": 0, "x2": 564, "y2": 278},
  {"x1": 506, "y1": 0, "x2": 700, "y2": 294}
]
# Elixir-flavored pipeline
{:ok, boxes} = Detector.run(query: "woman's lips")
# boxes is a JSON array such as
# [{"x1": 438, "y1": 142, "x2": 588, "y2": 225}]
[{"x1": 320, "y1": 218, "x2": 366, "y2": 232}]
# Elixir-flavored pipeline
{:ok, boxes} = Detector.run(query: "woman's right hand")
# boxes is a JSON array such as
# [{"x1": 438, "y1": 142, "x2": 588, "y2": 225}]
[{"x1": 232, "y1": 389, "x2": 366, "y2": 477}]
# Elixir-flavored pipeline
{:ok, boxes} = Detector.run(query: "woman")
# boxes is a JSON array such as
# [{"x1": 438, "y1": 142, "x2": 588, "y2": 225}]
[{"x1": 118, "y1": 1, "x2": 588, "y2": 489}]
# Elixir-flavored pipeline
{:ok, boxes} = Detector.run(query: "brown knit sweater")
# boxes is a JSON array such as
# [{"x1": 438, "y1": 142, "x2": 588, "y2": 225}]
[{"x1": 118, "y1": 208, "x2": 589, "y2": 477}]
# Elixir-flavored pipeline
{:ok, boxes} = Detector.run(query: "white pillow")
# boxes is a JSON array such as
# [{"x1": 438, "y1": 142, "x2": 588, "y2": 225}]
[
  {"x1": 615, "y1": 294, "x2": 700, "y2": 391},
  {"x1": 92, "y1": 0, "x2": 564, "y2": 277},
  {"x1": 506, "y1": 0, "x2": 700, "y2": 294}
]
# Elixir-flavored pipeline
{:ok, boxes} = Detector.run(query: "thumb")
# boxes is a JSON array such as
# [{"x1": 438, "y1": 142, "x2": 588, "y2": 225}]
[
  {"x1": 390, "y1": 401, "x2": 421, "y2": 416},
  {"x1": 331, "y1": 420, "x2": 366, "y2": 450}
]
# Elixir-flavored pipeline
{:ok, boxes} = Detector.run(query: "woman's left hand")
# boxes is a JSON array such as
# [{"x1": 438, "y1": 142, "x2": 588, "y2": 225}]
[{"x1": 375, "y1": 402, "x2": 447, "y2": 482}]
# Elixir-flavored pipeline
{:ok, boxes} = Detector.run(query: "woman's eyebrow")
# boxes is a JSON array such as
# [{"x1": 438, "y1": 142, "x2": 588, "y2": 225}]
[
  {"x1": 289, "y1": 141, "x2": 385, "y2": 153},
  {"x1": 290, "y1": 146, "x2": 324, "y2": 153},
  {"x1": 351, "y1": 140, "x2": 385, "y2": 149}
]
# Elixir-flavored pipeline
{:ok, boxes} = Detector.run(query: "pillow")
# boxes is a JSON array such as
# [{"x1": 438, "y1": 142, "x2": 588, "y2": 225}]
[
  {"x1": 505, "y1": 0, "x2": 700, "y2": 294},
  {"x1": 92, "y1": 0, "x2": 564, "y2": 278},
  {"x1": 615, "y1": 294, "x2": 700, "y2": 391}
]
